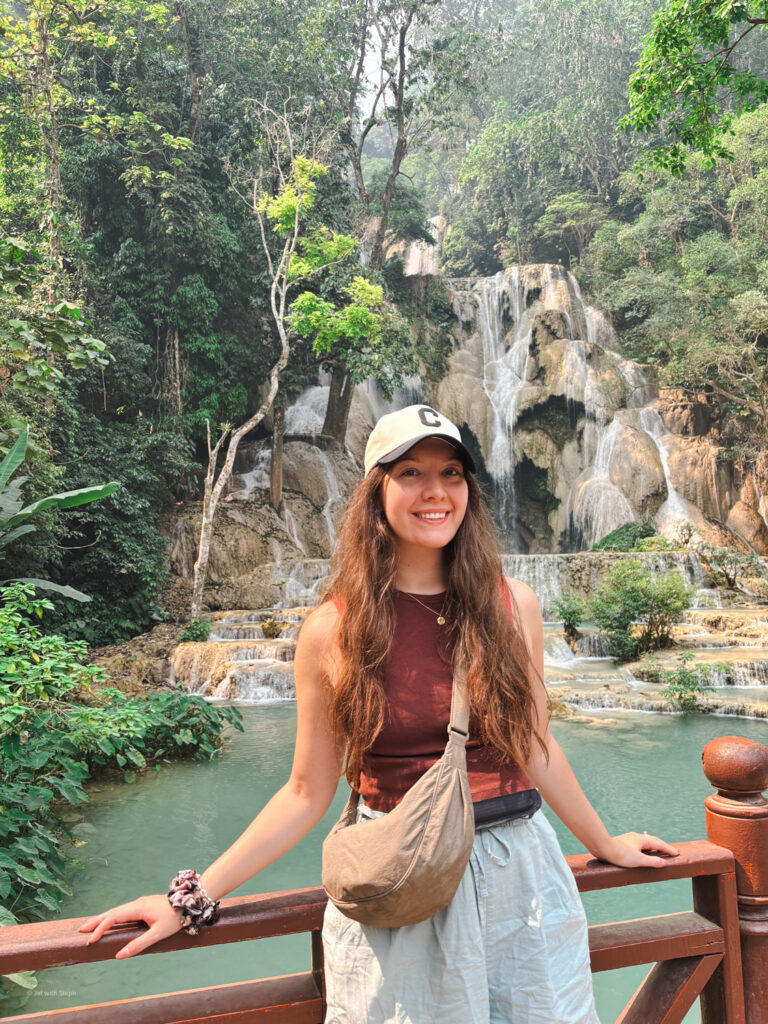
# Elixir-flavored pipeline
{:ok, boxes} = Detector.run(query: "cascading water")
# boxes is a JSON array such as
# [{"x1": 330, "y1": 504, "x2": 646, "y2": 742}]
[{"x1": 442, "y1": 264, "x2": 711, "y2": 551}]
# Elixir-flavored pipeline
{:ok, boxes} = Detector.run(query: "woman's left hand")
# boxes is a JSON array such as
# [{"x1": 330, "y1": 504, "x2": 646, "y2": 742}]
[{"x1": 595, "y1": 831, "x2": 680, "y2": 868}]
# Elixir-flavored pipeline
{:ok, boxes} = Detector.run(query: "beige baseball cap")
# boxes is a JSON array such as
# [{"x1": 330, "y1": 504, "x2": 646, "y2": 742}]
[{"x1": 364, "y1": 405, "x2": 476, "y2": 477}]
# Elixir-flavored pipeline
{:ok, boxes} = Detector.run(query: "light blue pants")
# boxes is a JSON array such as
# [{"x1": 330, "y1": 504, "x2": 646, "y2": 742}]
[{"x1": 322, "y1": 808, "x2": 600, "y2": 1024}]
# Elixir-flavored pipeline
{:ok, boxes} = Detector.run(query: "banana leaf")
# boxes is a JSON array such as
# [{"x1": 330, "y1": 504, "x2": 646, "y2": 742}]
[
  {"x1": 0, "y1": 425, "x2": 29, "y2": 491},
  {"x1": 4, "y1": 578, "x2": 92, "y2": 601},
  {"x1": 4, "y1": 481, "x2": 119, "y2": 530}
]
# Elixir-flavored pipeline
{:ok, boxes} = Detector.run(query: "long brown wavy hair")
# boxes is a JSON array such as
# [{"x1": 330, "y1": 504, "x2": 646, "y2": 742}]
[{"x1": 319, "y1": 463, "x2": 548, "y2": 788}]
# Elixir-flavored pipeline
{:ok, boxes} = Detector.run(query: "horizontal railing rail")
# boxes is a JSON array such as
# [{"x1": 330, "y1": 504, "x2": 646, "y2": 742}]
[{"x1": 0, "y1": 839, "x2": 745, "y2": 1024}]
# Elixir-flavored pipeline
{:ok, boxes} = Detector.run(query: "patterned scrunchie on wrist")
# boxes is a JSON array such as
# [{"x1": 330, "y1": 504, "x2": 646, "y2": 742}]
[{"x1": 167, "y1": 869, "x2": 221, "y2": 935}]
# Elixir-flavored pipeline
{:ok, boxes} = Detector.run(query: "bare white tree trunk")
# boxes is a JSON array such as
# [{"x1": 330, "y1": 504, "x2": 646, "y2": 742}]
[
  {"x1": 189, "y1": 300, "x2": 292, "y2": 618},
  {"x1": 190, "y1": 120, "x2": 304, "y2": 617}
]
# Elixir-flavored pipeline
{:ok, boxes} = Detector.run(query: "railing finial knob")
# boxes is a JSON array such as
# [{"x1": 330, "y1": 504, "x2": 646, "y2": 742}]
[{"x1": 702, "y1": 735, "x2": 768, "y2": 800}]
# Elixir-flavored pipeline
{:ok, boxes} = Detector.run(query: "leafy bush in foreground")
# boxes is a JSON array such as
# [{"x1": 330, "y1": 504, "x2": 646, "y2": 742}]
[{"x1": 0, "y1": 583, "x2": 243, "y2": 997}]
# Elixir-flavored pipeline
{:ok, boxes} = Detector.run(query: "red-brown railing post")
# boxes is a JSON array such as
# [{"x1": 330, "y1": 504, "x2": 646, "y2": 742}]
[{"x1": 702, "y1": 736, "x2": 768, "y2": 1023}]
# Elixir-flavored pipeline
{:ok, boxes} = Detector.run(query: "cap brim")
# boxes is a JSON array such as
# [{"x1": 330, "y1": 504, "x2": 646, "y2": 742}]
[{"x1": 377, "y1": 433, "x2": 476, "y2": 473}]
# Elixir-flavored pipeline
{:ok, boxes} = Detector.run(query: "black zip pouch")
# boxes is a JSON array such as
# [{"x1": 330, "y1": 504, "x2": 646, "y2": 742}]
[{"x1": 473, "y1": 788, "x2": 542, "y2": 830}]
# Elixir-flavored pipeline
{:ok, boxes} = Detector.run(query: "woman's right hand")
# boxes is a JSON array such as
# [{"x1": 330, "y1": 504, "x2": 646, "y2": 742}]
[{"x1": 78, "y1": 894, "x2": 184, "y2": 959}]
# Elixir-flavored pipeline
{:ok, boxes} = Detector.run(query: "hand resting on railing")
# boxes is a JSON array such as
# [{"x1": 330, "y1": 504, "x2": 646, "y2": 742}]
[
  {"x1": 78, "y1": 894, "x2": 185, "y2": 960},
  {"x1": 593, "y1": 830, "x2": 680, "y2": 868}
]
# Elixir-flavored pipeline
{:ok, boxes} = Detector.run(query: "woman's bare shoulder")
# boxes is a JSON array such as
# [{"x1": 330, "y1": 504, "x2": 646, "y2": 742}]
[
  {"x1": 295, "y1": 600, "x2": 342, "y2": 660},
  {"x1": 502, "y1": 577, "x2": 542, "y2": 618}
]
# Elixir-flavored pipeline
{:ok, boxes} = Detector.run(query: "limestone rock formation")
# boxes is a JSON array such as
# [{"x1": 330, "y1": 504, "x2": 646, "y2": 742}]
[
  {"x1": 424, "y1": 264, "x2": 768, "y2": 555},
  {"x1": 607, "y1": 425, "x2": 668, "y2": 520},
  {"x1": 161, "y1": 439, "x2": 361, "y2": 614}
]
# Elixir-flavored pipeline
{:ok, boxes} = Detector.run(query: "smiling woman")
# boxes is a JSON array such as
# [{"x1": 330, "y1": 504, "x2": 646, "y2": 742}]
[{"x1": 79, "y1": 404, "x2": 677, "y2": 1024}]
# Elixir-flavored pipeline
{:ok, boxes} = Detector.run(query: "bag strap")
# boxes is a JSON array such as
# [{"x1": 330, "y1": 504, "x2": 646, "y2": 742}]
[{"x1": 447, "y1": 659, "x2": 469, "y2": 740}]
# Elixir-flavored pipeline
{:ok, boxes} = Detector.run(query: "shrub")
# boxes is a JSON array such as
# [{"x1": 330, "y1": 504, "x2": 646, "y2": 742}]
[
  {"x1": 673, "y1": 521, "x2": 695, "y2": 549},
  {"x1": 552, "y1": 593, "x2": 585, "y2": 639},
  {"x1": 261, "y1": 618, "x2": 282, "y2": 639},
  {"x1": 45, "y1": 414, "x2": 196, "y2": 645},
  {"x1": 592, "y1": 521, "x2": 655, "y2": 552},
  {"x1": 660, "y1": 652, "x2": 713, "y2": 712},
  {"x1": 178, "y1": 619, "x2": 211, "y2": 643},
  {"x1": 589, "y1": 559, "x2": 693, "y2": 662},
  {"x1": 633, "y1": 535, "x2": 673, "y2": 552},
  {"x1": 694, "y1": 542, "x2": 768, "y2": 589},
  {"x1": 0, "y1": 582, "x2": 243, "y2": 997}
]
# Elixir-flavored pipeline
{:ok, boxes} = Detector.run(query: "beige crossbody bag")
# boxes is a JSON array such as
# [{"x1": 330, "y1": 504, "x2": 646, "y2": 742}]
[{"x1": 321, "y1": 661, "x2": 475, "y2": 928}]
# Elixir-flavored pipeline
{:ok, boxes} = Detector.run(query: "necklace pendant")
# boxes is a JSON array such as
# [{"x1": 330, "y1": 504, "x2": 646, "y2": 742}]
[{"x1": 437, "y1": 615, "x2": 446, "y2": 625}]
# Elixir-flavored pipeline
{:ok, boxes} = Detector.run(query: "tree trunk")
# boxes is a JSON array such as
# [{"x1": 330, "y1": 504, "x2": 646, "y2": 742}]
[
  {"x1": 169, "y1": 326, "x2": 183, "y2": 416},
  {"x1": 368, "y1": 131, "x2": 408, "y2": 270},
  {"x1": 367, "y1": 15, "x2": 413, "y2": 270},
  {"x1": 270, "y1": 394, "x2": 285, "y2": 509},
  {"x1": 322, "y1": 363, "x2": 354, "y2": 443},
  {"x1": 190, "y1": 501, "x2": 216, "y2": 619},
  {"x1": 37, "y1": 18, "x2": 61, "y2": 309}
]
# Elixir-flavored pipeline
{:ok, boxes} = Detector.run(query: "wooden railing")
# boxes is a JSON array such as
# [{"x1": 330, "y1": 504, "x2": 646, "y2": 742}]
[{"x1": 1, "y1": 735, "x2": 766, "y2": 1024}]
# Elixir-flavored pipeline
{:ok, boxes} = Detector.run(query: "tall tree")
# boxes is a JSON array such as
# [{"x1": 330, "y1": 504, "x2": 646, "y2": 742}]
[
  {"x1": 321, "y1": 0, "x2": 495, "y2": 440},
  {"x1": 0, "y1": 1, "x2": 188, "y2": 303},
  {"x1": 623, "y1": 0, "x2": 768, "y2": 174},
  {"x1": 191, "y1": 124, "x2": 332, "y2": 617}
]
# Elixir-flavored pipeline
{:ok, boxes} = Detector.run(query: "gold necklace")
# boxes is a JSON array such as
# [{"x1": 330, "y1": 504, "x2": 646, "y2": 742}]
[{"x1": 403, "y1": 590, "x2": 447, "y2": 626}]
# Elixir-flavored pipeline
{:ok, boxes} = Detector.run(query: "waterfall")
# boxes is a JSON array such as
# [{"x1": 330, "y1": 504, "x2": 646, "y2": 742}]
[
  {"x1": 284, "y1": 385, "x2": 328, "y2": 435},
  {"x1": 314, "y1": 447, "x2": 343, "y2": 546},
  {"x1": 564, "y1": 418, "x2": 635, "y2": 549},
  {"x1": 442, "y1": 263, "x2": 718, "y2": 552},
  {"x1": 283, "y1": 505, "x2": 308, "y2": 556},
  {"x1": 636, "y1": 408, "x2": 696, "y2": 525}
]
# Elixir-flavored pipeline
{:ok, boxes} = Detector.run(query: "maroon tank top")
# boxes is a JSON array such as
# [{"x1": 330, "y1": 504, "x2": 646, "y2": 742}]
[{"x1": 358, "y1": 584, "x2": 535, "y2": 812}]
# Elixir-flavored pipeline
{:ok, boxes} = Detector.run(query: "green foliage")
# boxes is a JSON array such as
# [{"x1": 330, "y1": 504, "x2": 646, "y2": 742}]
[
  {"x1": 364, "y1": 166, "x2": 436, "y2": 245},
  {"x1": 659, "y1": 652, "x2": 714, "y2": 712},
  {"x1": 592, "y1": 521, "x2": 656, "y2": 552},
  {"x1": 381, "y1": 267, "x2": 454, "y2": 385},
  {"x1": 533, "y1": 192, "x2": 609, "y2": 264},
  {"x1": 0, "y1": 582, "x2": 243, "y2": 978},
  {"x1": 44, "y1": 412, "x2": 191, "y2": 645},
  {"x1": 673, "y1": 522, "x2": 696, "y2": 549},
  {"x1": 287, "y1": 230, "x2": 358, "y2": 284},
  {"x1": 288, "y1": 274, "x2": 415, "y2": 399},
  {"x1": 178, "y1": 619, "x2": 211, "y2": 643},
  {"x1": 552, "y1": 593, "x2": 586, "y2": 634},
  {"x1": 258, "y1": 157, "x2": 328, "y2": 234},
  {"x1": 622, "y1": 0, "x2": 768, "y2": 174},
  {"x1": 260, "y1": 618, "x2": 282, "y2": 640},
  {"x1": 633, "y1": 535, "x2": 674, "y2": 552},
  {"x1": 0, "y1": 424, "x2": 118, "y2": 602},
  {"x1": 440, "y1": 0, "x2": 654, "y2": 272},
  {"x1": 0, "y1": 0, "x2": 191, "y2": 193},
  {"x1": 589, "y1": 558, "x2": 693, "y2": 662},
  {"x1": 694, "y1": 542, "x2": 768, "y2": 589},
  {"x1": 583, "y1": 114, "x2": 768, "y2": 441},
  {"x1": 0, "y1": 238, "x2": 110, "y2": 400}
]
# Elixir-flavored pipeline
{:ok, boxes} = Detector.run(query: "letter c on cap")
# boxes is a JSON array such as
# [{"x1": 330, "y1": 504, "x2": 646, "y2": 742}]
[{"x1": 418, "y1": 407, "x2": 442, "y2": 428}]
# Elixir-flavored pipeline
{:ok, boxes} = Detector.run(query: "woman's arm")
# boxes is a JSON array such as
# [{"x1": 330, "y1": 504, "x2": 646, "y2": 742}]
[
  {"x1": 507, "y1": 578, "x2": 679, "y2": 868},
  {"x1": 198, "y1": 601, "x2": 345, "y2": 899},
  {"x1": 78, "y1": 600, "x2": 345, "y2": 958}
]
